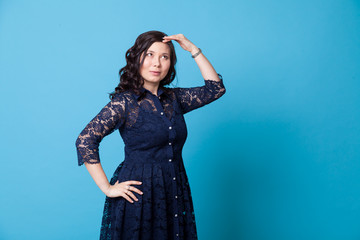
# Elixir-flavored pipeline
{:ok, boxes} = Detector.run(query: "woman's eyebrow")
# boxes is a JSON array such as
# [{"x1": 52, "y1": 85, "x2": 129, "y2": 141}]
[{"x1": 147, "y1": 50, "x2": 170, "y2": 55}]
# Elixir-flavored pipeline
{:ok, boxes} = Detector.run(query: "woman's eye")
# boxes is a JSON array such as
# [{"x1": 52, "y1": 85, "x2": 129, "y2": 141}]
[
  {"x1": 146, "y1": 53, "x2": 152, "y2": 57},
  {"x1": 162, "y1": 55, "x2": 169, "y2": 59}
]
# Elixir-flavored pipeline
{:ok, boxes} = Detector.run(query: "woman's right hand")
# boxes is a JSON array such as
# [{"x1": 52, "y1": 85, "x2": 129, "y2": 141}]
[{"x1": 105, "y1": 180, "x2": 143, "y2": 203}]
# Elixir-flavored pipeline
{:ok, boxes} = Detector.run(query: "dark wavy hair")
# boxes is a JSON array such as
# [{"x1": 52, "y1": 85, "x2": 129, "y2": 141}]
[{"x1": 109, "y1": 30, "x2": 177, "y2": 100}]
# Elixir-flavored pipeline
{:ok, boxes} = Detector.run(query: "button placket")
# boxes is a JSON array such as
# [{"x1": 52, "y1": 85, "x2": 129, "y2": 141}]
[
  {"x1": 168, "y1": 153, "x2": 180, "y2": 239},
  {"x1": 152, "y1": 93, "x2": 180, "y2": 238}
]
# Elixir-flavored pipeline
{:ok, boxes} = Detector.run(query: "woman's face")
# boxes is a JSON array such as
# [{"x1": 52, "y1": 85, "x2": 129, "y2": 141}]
[{"x1": 139, "y1": 41, "x2": 171, "y2": 86}]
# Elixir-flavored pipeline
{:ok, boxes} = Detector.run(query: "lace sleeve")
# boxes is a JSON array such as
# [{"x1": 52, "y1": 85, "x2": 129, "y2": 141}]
[
  {"x1": 173, "y1": 74, "x2": 226, "y2": 114},
  {"x1": 75, "y1": 93, "x2": 127, "y2": 166}
]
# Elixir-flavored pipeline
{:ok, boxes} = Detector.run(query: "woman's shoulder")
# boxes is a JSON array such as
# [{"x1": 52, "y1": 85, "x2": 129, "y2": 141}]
[{"x1": 109, "y1": 90, "x2": 134, "y2": 101}]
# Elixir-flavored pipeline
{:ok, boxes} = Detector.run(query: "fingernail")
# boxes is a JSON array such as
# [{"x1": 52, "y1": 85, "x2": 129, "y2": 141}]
[{"x1": 140, "y1": 192, "x2": 143, "y2": 195}]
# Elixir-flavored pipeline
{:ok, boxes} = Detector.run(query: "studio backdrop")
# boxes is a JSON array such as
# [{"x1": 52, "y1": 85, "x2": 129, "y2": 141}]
[{"x1": 1, "y1": 0, "x2": 360, "y2": 239}]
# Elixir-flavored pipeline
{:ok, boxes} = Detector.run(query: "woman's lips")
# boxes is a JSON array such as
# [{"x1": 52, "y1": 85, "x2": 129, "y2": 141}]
[{"x1": 150, "y1": 71, "x2": 161, "y2": 76}]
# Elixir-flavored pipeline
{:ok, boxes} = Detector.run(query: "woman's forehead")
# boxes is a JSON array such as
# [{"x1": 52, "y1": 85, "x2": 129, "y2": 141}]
[{"x1": 148, "y1": 42, "x2": 170, "y2": 54}]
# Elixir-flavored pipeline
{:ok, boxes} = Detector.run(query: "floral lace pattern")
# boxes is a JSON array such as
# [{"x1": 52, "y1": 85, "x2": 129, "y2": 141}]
[{"x1": 75, "y1": 75, "x2": 226, "y2": 240}]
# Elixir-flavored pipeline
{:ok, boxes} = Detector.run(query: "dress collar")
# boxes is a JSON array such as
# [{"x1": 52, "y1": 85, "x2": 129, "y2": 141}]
[{"x1": 134, "y1": 86, "x2": 168, "y2": 100}]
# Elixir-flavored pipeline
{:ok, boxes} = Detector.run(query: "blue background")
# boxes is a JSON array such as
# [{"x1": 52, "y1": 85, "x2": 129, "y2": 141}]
[{"x1": 1, "y1": 0, "x2": 360, "y2": 239}]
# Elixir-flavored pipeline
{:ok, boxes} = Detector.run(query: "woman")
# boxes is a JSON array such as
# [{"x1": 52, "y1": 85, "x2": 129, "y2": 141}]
[{"x1": 75, "y1": 30, "x2": 226, "y2": 240}]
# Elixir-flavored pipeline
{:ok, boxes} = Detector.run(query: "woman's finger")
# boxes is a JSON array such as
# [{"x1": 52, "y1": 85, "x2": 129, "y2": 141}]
[
  {"x1": 162, "y1": 38, "x2": 175, "y2": 43},
  {"x1": 129, "y1": 186, "x2": 143, "y2": 195},
  {"x1": 125, "y1": 180, "x2": 142, "y2": 185},
  {"x1": 125, "y1": 190, "x2": 139, "y2": 202},
  {"x1": 166, "y1": 33, "x2": 185, "y2": 38},
  {"x1": 163, "y1": 36, "x2": 179, "y2": 40},
  {"x1": 122, "y1": 192, "x2": 134, "y2": 203},
  {"x1": 163, "y1": 35, "x2": 185, "y2": 41},
  {"x1": 163, "y1": 35, "x2": 193, "y2": 48}
]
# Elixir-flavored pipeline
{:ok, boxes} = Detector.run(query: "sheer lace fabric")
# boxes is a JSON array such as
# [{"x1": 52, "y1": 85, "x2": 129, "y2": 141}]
[{"x1": 75, "y1": 75, "x2": 226, "y2": 240}]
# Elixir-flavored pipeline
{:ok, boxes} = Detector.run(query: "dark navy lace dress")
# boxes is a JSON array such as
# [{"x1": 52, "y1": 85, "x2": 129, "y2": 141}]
[{"x1": 75, "y1": 75, "x2": 226, "y2": 240}]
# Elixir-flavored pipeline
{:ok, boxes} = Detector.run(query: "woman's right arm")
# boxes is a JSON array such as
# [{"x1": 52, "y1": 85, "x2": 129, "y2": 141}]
[
  {"x1": 75, "y1": 93, "x2": 127, "y2": 166},
  {"x1": 75, "y1": 93, "x2": 142, "y2": 202}
]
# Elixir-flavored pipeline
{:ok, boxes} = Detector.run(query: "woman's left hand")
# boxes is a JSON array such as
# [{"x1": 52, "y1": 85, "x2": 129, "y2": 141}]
[{"x1": 162, "y1": 34, "x2": 198, "y2": 54}]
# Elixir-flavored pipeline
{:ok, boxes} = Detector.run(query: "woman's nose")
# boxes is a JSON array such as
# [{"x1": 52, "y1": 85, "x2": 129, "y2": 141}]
[{"x1": 152, "y1": 57, "x2": 161, "y2": 67}]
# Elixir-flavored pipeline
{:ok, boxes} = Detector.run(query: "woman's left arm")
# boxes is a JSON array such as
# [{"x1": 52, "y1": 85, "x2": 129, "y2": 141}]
[
  {"x1": 163, "y1": 34, "x2": 220, "y2": 82},
  {"x1": 163, "y1": 34, "x2": 225, "y2": 114}
]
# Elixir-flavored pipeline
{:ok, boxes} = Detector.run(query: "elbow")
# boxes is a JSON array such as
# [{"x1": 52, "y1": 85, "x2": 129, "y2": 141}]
[
  {"x1": 75, "y1": 136, "x2": 100, "y2": 166},
  {"x1": 75, "y1": 134, "x2": 100, "y2": 155},
  {"x1": 220, "y1": 85, "x2": 226, "y2": 97},
  {"x1": 218, "y1": 76, "x2": 226, "y2": 97},
  {"x1": 217, "y1": 73, "x2": 226, "y2": 97},
  {"x1": 214, "y1": 85, "x2": 226, "y2": 99},
  {"x1": 209, "y1": 74, "x2": 226, "y2": 99},
  {"x1": 75, "y1": 134, "x2": 82, "y2": 149}
]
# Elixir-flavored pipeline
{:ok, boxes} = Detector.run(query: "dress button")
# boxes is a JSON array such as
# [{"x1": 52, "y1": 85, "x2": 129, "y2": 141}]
[
  {"x1": 173, "y1": 177, "x2": 176, "y2": 181},
  {"x1": 174, "y1": 214, "x2": 178, "y2": 217},
  {"x1": 176, "y1": 233, "x2": 179, "y2": 237},
  {"x1": 169, "y1": 159, "x2": 172, "y2": 162},
  {"x1": 160, "y1": 112, "x2": 164, "y2": 115},
  {"x1": 175, "y1": 195, "x2": 178, "y2": 199},
  {"x1": 169, "y1": 126, "x2": 172, "y2": 130},
  {"x1": 169, "y1": 142, "x2": 172, "y2": 145}
]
